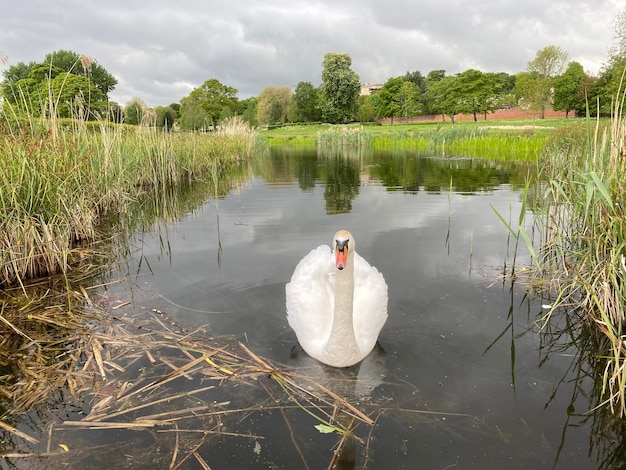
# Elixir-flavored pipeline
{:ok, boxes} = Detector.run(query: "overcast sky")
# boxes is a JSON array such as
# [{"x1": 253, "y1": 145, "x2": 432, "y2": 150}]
[{"x1": 1, "y1": 1, "x2": 623, "y2": 107}]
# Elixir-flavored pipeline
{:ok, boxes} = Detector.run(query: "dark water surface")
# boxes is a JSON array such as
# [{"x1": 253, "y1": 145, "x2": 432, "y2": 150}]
[{"x1": 35, "y1": 147, "x2": 608, "y2": 468}]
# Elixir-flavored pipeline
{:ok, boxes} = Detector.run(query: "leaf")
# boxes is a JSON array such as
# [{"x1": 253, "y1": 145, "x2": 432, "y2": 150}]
[
  {"x1": 491, "y1": 205, "x2": 519, "y2": 241},
  {"x1": 589, "y1": 171, "x2": 613, "y2": 209},
  {"x1": 585, "y1": 179, "x2": 594, "y2": 218},
  {"x1": 518, "y1": 226, "x2": 539, "y2": 268},
  {"x1": 518, "y1": 178, "x2": 530, "y2": 226},
  {"x1": 314, "y1": 424, "x2": 337, "y2": 434}
]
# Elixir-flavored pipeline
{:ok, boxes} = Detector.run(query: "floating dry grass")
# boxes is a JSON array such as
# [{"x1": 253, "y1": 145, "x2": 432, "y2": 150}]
[
  {"x1": 43, "y1": 315, "x2": 383, "y2": 469},
  {"x1": 0, "y1": 278, "x2": 478, "y2": 469},
  {"x1": 0, "y1": 279, "x2": 96, "y2": 410}
]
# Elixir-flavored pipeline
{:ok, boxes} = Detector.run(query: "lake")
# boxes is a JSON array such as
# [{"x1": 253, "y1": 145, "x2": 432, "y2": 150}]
[{"x1": 23, "y1": 145, "x2": 609, "y2": 469}]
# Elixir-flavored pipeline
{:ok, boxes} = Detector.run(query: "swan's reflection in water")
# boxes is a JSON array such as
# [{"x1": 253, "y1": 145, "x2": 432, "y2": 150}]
[
  {"x1": 289, "y1": 342, "x2": 388, "y2": 397},
  {"x1": 288, "y1": 342, "x2": 388, "y2": 469}
]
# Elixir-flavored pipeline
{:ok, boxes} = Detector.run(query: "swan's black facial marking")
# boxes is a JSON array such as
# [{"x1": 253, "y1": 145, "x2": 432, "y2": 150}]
[
  {"x1": 335, "y1": 238, "x2": 350, "y2": 271},
  {"x1": 336, "y1": 238, "x2": 350, "y2": 253}
]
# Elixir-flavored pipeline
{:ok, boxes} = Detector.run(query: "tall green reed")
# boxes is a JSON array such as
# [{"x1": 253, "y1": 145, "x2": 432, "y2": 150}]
[
  {"x1": 317, "y1": 125, "x2": 373, "y2": 149},
  {"x1": 0, "y1": 95, "x2": 258, "y2": 288},
  {"x1": 532, "y1": 84, "x2": 626, "y2": 416},
  {"x1": 371, "y1": 126, "x2": 546, "y2": 161}
]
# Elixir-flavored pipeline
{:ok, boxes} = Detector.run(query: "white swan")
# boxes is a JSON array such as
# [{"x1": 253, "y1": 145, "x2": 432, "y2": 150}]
[{"x1": 286, "y1": 230, "x2": 388, "y2": 367}]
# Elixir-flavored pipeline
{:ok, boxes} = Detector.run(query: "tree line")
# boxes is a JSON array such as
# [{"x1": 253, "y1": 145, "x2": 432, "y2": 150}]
[{"x1": 1, "y1": 9, "x2": 625, "y2": 129}]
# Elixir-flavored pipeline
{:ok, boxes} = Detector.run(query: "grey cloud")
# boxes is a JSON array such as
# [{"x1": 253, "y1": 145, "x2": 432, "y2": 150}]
[{"x1": 0, "y1": 0, "x2": 621, "y2": 106}]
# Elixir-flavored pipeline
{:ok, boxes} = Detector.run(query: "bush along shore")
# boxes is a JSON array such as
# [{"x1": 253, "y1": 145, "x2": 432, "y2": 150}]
[
  {"x1": 533, "y1": 90, "x2": 626, "y2": 416},
  {"x1": 0, "y1": 112, "x2": 259, "y2": 288}
]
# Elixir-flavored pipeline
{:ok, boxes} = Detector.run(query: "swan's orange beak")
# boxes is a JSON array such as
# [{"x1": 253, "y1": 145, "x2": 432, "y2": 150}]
[
  {"x1": 336, "y1": 248, "x2": 348, "y2": 270},
  {"x1": 335, "y1": 239, "x2": 349, "y2": 270}
]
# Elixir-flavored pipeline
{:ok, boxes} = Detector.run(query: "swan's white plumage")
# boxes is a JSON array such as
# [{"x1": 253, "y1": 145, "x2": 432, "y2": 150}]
[{"x1": 286, "y1": 232, "x2": 388, "y2": 367}]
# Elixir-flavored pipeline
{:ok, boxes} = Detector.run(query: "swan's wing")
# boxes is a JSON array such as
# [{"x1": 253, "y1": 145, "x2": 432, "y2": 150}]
[
  {"x1": 353, "y1": 252, "x2": 388, "y2": 354},
  {"x1": 286, "y1": 245, "x2": 335, "y2": 356}
]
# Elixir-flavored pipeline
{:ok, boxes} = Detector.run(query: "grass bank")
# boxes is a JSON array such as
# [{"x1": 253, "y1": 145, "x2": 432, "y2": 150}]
[{"x1": 0, "y1": 115, "x2": 260, "y2": 288}]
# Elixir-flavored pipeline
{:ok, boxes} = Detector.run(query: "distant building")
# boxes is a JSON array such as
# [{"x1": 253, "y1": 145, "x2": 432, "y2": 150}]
[{"x1": 360, "y1": 83, "x2": 383, "y2": 96}]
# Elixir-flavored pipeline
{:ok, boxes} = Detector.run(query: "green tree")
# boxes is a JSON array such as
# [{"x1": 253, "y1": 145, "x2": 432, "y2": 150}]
[
  {"x1": 487, "y1": 72, "x2": 517, "y2": 109},
  {"x1": 403, "y1": 70, "x2": 426, "y2": 114},
  {"x1": 179, "y1": 92, "x2": 208, "y2": 130},
  {"x1": 426, "y1": 70, "x2": 446, "y2": 83},
  {"x1": 240, "y1": 97, "x2": 258, "y2": 126},
  {"x1": 180, "y1": 78, "x2": 238, "y2": 130},
  {"x1": 375, "y1": 77, "x2": 421, "y2": 122},
  {"x1": 594, "y1": 8, "x2": 626, "y2": 113},
  {"x1": 42, "y1": 50, "x2": 117, "y2": 96},
  {"x1": 376, "y1": 76, "x2": 404, "y2": 123},
  {"x1": 0, "y1": 61, "x2": 35, "y2": 99},
  {"x1": 489, "y1": 72, "x2": 516, "y2": 95},
  {"x1": 553, "y1": 61, "x2": 586, "y2": 117},
  {"x1": 517, "y1": 45, "x2": 569, "y2": 118},
  {"x1": 124, "y1": 97, "x2": 146, "y2": 125},
  {"x1": 403, "y1": 70, "x2": 427, "y2": 93},
  {"x1": 3, "y1": 63, "x2": 107, "y2": 118},
  {"x1": 398, "y1": 81, "x2": 421, "y2": 118},
  {"x1": 1, "y1": 50, "x2": 117, "y2": 119},
  {"x1": 168, "y1": 103, "x2": 181, "y2": 117},
  {"x1": 48, "y1": 72, "x2": 107, "y2": 118},
  {"x1": 219, "y1": 106, "x2": 234, "y2": 123},
  {"x1": 528, "y1": 45, "x2": 569, "y2": 78},
  {"x1": 423, "y1": 70, "x2": 446, "y2": 114},
  {"x1": 594, "y1": 55, "x2": 626, "y2": 114},
  {"x1": 155, "y1": 105, "x2": 177, "y2": 131},
  {"x1": 515, "y1": 72, "x2": 542, "y2": 113},
  {"x1": 3, "y1": 63, "x2": 63, "y2": 114},
  {"x1": 256, "y1": 85, "x2": 292, "y2": 125},
  {"x1": 357, "y1": 95, "x2": 377, "y2": 122},
  {"x1": 453, "y1": 69, "x2": 496, "y2": 121},
  {"x1": 293, "y1": 81, "x2": 321, "y2": 122},
  {"x1": 426, "y1": 75, "x2": 459, "y2": 122},
  {"x1": 319, "y1": 53, "x2": 361, "y2": 123}
]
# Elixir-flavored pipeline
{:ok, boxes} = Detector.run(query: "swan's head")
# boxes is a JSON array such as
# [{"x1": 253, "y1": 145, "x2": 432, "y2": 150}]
[{"x1": 333, "y1": 229, "x2": 354, "y2": 271}]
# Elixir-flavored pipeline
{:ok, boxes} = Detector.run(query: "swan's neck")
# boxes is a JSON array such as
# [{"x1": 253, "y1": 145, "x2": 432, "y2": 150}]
[{"x1": 323, "y1": 252, "x2": 359, "y2": 362}]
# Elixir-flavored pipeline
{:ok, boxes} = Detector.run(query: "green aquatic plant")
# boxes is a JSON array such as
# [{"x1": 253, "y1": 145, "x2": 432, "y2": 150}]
[
  {"x1": 371, "y1": 126, "x2": 547, "y2": 161},
  {"x1": 529, "y1": 84, "x2": 626, "y2": 416}
]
